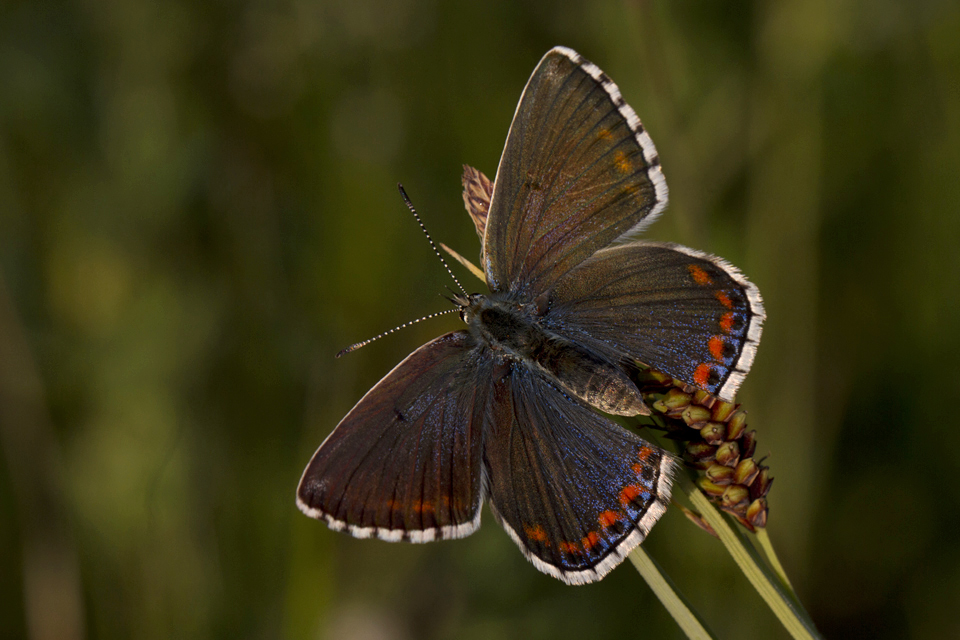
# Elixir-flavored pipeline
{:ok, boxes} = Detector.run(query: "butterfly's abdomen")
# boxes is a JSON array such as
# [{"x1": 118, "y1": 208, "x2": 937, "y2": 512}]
[
  {"x1": 467, "y1": 295, "x2": 649, "y2": 416},
  {"x1": 529, "y1": 337, "x2": 650, "y2": 417}
]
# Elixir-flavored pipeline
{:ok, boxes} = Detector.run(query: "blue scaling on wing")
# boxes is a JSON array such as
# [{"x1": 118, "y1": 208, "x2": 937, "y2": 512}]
[
  {"x1": 542, "y1": 241, "x2": 765, "y2": 401},
  {"x1": 482, "y1": 360, "x2": 676, "y2": 585}
]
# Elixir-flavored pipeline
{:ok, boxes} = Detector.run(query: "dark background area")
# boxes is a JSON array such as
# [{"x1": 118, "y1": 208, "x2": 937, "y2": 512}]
[{"x1": 2, "y1": 1, "x2": 959, "y2": 638}]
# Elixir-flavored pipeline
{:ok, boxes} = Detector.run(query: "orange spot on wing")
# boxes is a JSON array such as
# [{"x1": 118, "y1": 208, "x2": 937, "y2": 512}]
[
  {"x1": 559, "y1": 540, "x2": 580, "y2": 554},
  {"x1": 582, "y1": 531, "x2": 601, "y2": 551},
  {"x1": 715, "y1": 291, "x2": 734, "y2": 309},
  {"x1": 598, "y1": 510, "x2": 621, "y2": 528},
  {"x1": 720, "y1": 312, "x2": 736, "y2": 334},
  {"x1": 621, "y1": 182, "x2": 641, "y2": 197},
  {"x1": 709, "y1": 336, "x2": 726, "y2": 361},
  {"x1": 638, "y1": 445, "x2": 655, "y2": 461},
  {"x1": 524, "y1": 525, "x2": 548, "y2": 542},
  {"x1": 413, "y1": 501, "x2": 434, "y2": 514},
  {"x1": 614, "y1": 151, "x2": 632, "y2": 174},
  {"x1": 688, "y1": 264, "x2": 713, "y2": 286},
  {"x1": 598, "y1": 129, "x2": 613, "y2": 140},
  {"x1": 694, "y1": 363, "x2": 712, "y2": 387},
  {"x1": 620, "y1": 485, "x2": 642, "y2": 505}
]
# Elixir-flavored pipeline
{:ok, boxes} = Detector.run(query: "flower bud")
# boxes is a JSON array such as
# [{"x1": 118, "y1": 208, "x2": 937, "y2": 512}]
[
  {"x1": 733, "y1": 458, "x2": 760, "y2": 486},
  {"x1": 711, "y1": 400, "x2": 737, "y2": 422},
  {"x1": 715, "y1": 441, "x2": 740, "y2": 467},
  {"x1": 697, "y1": 477, "x2": 726, "y2": 497},
  {"x1": 653, "y1": 388, "x2": 692, "y2": 413},
  {"x1": 741, "y1": 430, "x2": 757, "y2": 458},
  {"x1": 746, "y1": 498, "x2": 768, "y2": 529},
  {"x1": 721, "y1": 484, "x2": 750, "y2": 510},
  {"x1": 692, "y1": 389, "x2": 714, "y2": 407},
  {"x1": 750, "y1": 468, "x2": 773, "y2": 500},
  {"x1": 681, "y1": 404, "x2": 712, "y2": 426},
  {"x1": 726, "y1": 410, "x2": 747, "y2": 440},
  {"x1": 705, "y1": 464, "x2": 735, "y2": 485},
  {"x1": 686, "y1": 441, "x2": 717, "y2": 462},
  {"x1": 700, "y1": 422, "x2": 726, "y2": 444}
]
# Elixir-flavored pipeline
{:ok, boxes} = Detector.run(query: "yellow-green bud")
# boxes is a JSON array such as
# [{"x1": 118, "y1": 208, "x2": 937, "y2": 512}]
[
  {"x1": 705, "y1": 464, "x2": 735, "y2": 485},
  {"x1": 726, "y1": 410, "x2": 747, "y2": 440},
  {"x1": 700, "y1": 422, "x2": 726, "y2": 444},
  {"x1": 697, "y1": 477, "x2": 726, "y2": 497},
  {"x1": 715, "y1": 441, "x2": 740, "y2": 467},
  {"x1": 746, "y1": 498, "x2": 768, "y2": 528},
  {"x1": 681, "y1": 404, "x2": 712, "y2": 426},
  {"x1": 721, "y1": 485, "x2": 750, "y2": 509},
  {"x1": 711, "y1": 400, "x2": 737, "y2": 422},
  {"x1": 733, "y1": 458, "x2": 760, "y2": 486}
]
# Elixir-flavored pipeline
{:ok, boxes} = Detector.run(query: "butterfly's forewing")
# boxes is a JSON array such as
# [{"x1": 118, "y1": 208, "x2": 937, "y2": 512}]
[
  {"x1": 483, "y1": 47, "x2": 668, "y2": 298},
  {"x1": 483, "y1": 362, "x2": 675, "y2": 585},
  {"x1": 297, "y1": 332, "x2": 489, "y2": 542},
  {"x1": 544, "y1": 242, "x2": 765, "y2": 401}
]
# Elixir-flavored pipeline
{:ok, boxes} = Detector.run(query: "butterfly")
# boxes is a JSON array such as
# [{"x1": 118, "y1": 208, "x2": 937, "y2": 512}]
[{"x1": 297, "y1": 47, "x2": 764, "y2": 584}]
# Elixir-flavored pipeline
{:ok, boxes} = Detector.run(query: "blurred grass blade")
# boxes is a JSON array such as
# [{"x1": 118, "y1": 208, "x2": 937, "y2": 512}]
[
  {"x1": 685, "y1": 481, "x2": 822, "y2": 640},
  {"x1": 440, "y1": 243, "x2": 485, "y2": 282},
  {"x1": 629, "y1": 546, "x2": 717, "y2": 640}
]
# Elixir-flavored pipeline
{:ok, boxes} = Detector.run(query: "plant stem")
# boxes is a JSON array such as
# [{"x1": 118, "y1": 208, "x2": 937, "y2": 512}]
[
  {"x1": 684, "y1": 481, "x2": 822, "y2": 640},
  {"x1": 629, "y1": 546, "x2": 717, "y2": 640},
  {"x1": 755, "y1": 528, "x2": 795, "y2": 591}
]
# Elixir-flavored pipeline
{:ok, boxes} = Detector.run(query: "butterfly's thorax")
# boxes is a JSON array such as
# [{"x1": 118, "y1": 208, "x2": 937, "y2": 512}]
[{"x1": 460, "y1": 293, "x2": 649, "y2": 416}]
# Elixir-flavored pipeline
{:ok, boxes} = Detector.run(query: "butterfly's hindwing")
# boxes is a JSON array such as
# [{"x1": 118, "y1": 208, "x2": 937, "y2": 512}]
[
  {"x1": 544, "y1": 241, "x2": 765, "y2": 400},
  {"x1": 483, "y1": 47, "x2": 668, "y2": 297},
  {"x1": 297, "y1": 332, "x2": 488, "y2": 542},
  {"x1": 483, "y1": 362, "x2": 676, "y2": 585},
  {"x1": 461, "y1": 164, "x2": 494, "y2": 244}
]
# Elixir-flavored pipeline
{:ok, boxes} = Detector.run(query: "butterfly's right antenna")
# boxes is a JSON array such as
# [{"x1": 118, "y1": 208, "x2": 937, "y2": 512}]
[{"x1": 398, "y1": 183, "x2": 467, "y2": 295}]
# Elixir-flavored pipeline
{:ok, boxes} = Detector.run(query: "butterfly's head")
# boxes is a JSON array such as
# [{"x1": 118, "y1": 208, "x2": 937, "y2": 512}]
[{"x1": 448, "y1": 292, "x2": 480, "y2": 322}]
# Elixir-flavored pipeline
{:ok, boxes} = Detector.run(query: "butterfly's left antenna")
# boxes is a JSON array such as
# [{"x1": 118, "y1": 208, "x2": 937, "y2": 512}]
[
  {"x1": 398, "y1": 183, "x2": 467, "y2": 295},
  {"x1": 336, "y1": 308, "x2": 459, "y2": 357}
]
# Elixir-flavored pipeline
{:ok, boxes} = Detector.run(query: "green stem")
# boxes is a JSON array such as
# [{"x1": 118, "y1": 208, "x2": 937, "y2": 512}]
[
  {"x1": 684, "y1": 481, "x2": 822, "y2": 640},
  {"x1": 629, "y1": 546, "x2": 717, "y2": 640},
  {"x1": 755, "y1": 528, "x2": 795, "y2": 591}
]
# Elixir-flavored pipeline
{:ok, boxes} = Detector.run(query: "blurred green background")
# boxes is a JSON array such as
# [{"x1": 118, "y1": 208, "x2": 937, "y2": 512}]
[{"x1": 2, "y1": 0, "x2": 959, "y2": 638}]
